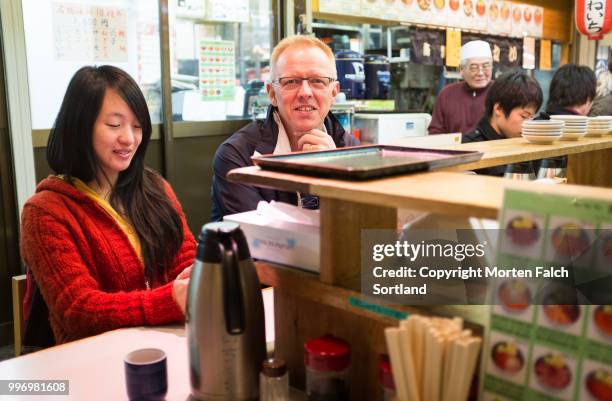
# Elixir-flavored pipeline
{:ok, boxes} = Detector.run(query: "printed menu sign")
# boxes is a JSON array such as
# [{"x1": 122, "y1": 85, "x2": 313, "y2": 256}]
[
  {"x1": 488, "y1": 0, "x2": 512, "y2": 36},
  {"x1": 318, "y1": 0, "x2": 362, "y2": 15},
  {"x1": 342, "y1": 0, "x2": 544, "y2": 37},
  {"x1": 199, "y1": 40, "x2": 236, "y2": 101},
  {"x1": 206, "y1": 0, "x2": 249, "y2": 22},
  {"x1": 522, "y1": 36, "x2": 535, "y2": 70},
  {"x1": 481, "y1": 188, "x2": 612, "y2": 401},
  {"x1": 540, "y1": 39, "x2": 552, "y2": 71},
  {"x1": 52, "y1": 3, "x2": 127, "y2": 61},
  {"x1": 446, "y1": 28, "x2": 462, "y2": 67}
]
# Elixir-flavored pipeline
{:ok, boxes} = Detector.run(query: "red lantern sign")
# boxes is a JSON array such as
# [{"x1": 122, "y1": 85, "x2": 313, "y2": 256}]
[{"x1": 576, "y1": 0, "x2": 611, "y2": 40}]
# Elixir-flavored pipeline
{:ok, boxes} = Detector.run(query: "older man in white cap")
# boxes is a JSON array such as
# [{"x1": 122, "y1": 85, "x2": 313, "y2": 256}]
[{"x1": 428, "y1": 40, "x2": 494, "y2": 135}]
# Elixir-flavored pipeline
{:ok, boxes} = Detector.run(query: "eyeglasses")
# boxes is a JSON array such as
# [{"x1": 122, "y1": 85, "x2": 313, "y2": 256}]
[
  {"x1": 466, "y1": 63, "x2": 492, "y2": 73},
  {"x1": 272, "y1": 76, "x2": 336, "y2": 91}
]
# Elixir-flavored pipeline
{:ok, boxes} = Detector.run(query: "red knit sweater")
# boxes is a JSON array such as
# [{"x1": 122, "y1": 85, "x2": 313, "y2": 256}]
[{"x1": 20, "y1": 176, "x2": 196, "y2": 344}]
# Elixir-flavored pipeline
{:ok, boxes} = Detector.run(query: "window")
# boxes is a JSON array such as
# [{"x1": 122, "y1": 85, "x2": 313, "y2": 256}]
[
  {"x1": 169, "y1": 0, "x2": 273, "y2": 121},
  {"x1": 22, "y1": 0, "x2": 162, "y2": 127}
]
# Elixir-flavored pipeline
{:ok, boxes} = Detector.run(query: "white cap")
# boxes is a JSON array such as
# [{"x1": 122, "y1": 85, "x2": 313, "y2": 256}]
[{"x1": 460, "y1": 40, "x2": 492, "y2": 63}]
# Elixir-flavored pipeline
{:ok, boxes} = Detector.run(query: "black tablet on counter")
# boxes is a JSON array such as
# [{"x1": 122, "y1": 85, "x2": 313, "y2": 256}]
[{"x1": 251, "y1": 145, "x2": 483, "y2": 180}]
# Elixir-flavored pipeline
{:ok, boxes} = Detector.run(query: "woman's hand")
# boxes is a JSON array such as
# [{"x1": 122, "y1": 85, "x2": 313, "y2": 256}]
[{"x1": 172, "y1": 264, "x2": 193, "y2": 315}]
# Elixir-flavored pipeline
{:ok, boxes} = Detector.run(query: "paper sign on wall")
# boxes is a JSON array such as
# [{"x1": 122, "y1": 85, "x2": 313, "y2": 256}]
[
  {"x1": 539, "y1": 39, "x2": 552, "y2": 71},
  {"x1": 199, "y1": 40, "x2": 236, "y2": 101},
  {"x1": 52, "y1": 3, "x2": 128, "y2": 62},
  {"x1": 522, "y1": 36, "x2": 536, "y2": 70},
  {"x1": 446, "y1": 28, "x2": 462, "y2": 67},
  {"x1": 206, "y1": 0, "x2": 249, "y2": 22}
]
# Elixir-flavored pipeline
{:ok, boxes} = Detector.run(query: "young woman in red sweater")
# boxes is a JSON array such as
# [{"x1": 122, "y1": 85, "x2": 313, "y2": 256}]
[{"x1": 20, "y1": 66, "x2": 196, "y2": 344}]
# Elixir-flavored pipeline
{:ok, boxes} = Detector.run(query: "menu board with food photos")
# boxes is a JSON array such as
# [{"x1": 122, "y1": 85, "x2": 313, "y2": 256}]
[
  {"x1": 481, "y1": 188, "x2": 612, "y2": 401},
  {"x1": 318, "y1": 0, "x2": 362, "y2": 16},
  {"x1": 361, "y1": 0, "x2": 386, "y2": 19},
  {"x1": 488, "y1": 1, "x2": 513, "y2": 36},
  {"x1": 338, "y1": 0, "x2": 545, "y2": 37},
  {"x1": 199, "y1": 40, "x2": 235, "y2": 101}
]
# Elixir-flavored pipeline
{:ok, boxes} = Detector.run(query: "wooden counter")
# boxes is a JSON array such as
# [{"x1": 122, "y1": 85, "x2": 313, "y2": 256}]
[{"x1": 227, "y1": 136, "x2": 612, "y2": 401}]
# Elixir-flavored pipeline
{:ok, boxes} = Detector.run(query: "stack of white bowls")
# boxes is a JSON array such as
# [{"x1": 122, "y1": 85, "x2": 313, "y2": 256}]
[
  {"x1": 521, "y1": 119, "x2": 563, "y2": 144},
  {"x1": 550, "y1": 115, "x2": 588, "y2": 140},
  {"x1": 586, "y1": 116, "x2": 612, "y2": 137}
]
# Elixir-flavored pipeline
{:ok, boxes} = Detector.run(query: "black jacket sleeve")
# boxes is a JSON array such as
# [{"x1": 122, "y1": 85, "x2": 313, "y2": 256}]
[{"x1": 210, "y1": 143, "x2": 264, "y2": 221}]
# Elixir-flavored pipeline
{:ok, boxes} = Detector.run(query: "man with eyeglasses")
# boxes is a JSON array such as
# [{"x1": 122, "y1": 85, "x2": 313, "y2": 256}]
[
  {"x1": 210, "y1": 35, "x2": 359, "y2": 221},
  {"x1": 428, "y1": 40, "x2": 494, "y2": 136}
]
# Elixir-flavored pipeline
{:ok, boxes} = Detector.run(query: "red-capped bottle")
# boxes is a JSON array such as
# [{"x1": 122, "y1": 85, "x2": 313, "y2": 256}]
[
  {"x1": 378, "y1": 354, "x2": 395, "y2": 401},
  {"x1": 304, "y1": 335, "x2": 350, "y2": 401}
]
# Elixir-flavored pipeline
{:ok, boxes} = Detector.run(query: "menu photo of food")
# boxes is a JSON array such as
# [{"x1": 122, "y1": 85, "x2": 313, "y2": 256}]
[
  {"x1": 587, "y1": 305, "x2": 612, "y2": 344},
  {"x1": 530, "y1": 346, "x2": 576, "y2": 400},
  {"x1": 595, "y1": 224, "x2": 612, "y2": 272},
  {"x1": 494, "y1": 279, "x2": 535, "y2": 321},
  {"x1": 536, "y1": 282, "x2": 583, "y2": 335},
  {"x1": 488, "y1": 0, "x2": 512, "y2": 36},
  {"x1": 488, "y1": 331, "x2": 529, "y2": 383},
  {"x1": 500, "y1": 211, "x2": 545, "y2": 260},
  {"x1": 429, "y1": 0, "x2": 448, "y2": 27},
  {"x1": 360, "y1": 0, "x2": 385, "y2": 19},
  {"x1": 397, "y1": 0, "x2": 417, "y2": 22},
  {"x1": 545, "y1": 217, "x2": 596, "y2": 266},
  {"x1": 446, "y1": 0, "x2": 463, "y2": 29},
  {"x1": 483, "y1": 392, "x2": 512, "y2": 401},
  {"x1": 457, "y1": 0, "x2": 477, "y2": 30},
  {"x1": 471, "y1": 0, "x2": 488, "y2": 31},
  {"x1": 510, "y1": 2, "x2": 526, "y2": 37},
  {"x1": 581, "y1": 360, "x2": 612, "y2": 401}
]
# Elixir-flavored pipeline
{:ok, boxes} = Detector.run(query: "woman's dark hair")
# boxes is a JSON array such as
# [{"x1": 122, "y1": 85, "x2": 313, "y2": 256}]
[
  {"x1": 47, "y1": 65, "x2": 183, "y2": 282},
  {"x1": 547, "y1": 64, "x2": 596, "y2": 110},
  {"x1": 485, "y1": 70, "x2": 543, "y2": 118}
]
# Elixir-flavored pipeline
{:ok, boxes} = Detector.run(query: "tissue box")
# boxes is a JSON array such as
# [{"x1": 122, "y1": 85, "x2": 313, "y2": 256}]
[{"x1": 224, "y1": 210, "x2": 320, "y2": 272}]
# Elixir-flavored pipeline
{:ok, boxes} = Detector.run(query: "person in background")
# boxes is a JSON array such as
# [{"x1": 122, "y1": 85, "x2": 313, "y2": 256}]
[
  {"x1": 463, "y1": 70, "x2": 543, "y2": 176},
  {"x1": 535, "y1": 63, "x2": 597, "y2": 173},
  {"x1": 211, "y1": 35, "x2": 359, "y2": 221},
  {"x1": 20, "y1": 66, "x2": 196, "y2": 345},
  {"x1": 539, "y1": 63, "x2": 596, "y2": 118},
  {"x1": 589, "y1": 58, "x2": 612, "y2": 117},
  {"x1": 428, "y1": 40, "x2": 494, "y2": 136}
]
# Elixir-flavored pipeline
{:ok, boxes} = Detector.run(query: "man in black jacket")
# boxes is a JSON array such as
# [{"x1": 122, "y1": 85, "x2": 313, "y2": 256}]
[{"x1": 211, "y1": 35, "x2": 359, "y2": 221}]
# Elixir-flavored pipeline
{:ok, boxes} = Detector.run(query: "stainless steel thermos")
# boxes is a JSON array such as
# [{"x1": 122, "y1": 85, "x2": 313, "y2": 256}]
[{"x1": 187, "y1": 222, "x2": 266, "y2": 401}]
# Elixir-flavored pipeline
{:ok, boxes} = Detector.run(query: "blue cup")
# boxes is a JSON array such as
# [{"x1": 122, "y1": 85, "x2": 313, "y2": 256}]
[{"x1": 124, "y1": 348, "x2": 168, "y2": 401}]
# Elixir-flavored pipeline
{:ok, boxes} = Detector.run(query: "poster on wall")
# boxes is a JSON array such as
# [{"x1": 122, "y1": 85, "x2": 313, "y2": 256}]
[
  {"x1": 539, "y1": 39, "x2": 551, "y2": 70},
  {"x1": 380, "y1": 0, "x2": 402, "y2": 22},
  {"x1": 318, "y1": 0, "x2": 362, "y2": 16},
  {"x1": 522, "y1": 36, "x2": 535, "y2": 69},
  {"x1": 396, "y1": 0, "x2": 416, "y2": 23},
  {"x1": 487, "y1": 1, "x2": 512, "y2": 36},
  {"x1": 511, "y1": 2, "x2": 529, "y2": 37},
  {"x1": 446, "y1": 28, "x2": 461, "y2": 67},
  {"x1": 529, "y1": 6, "x2": 544, "y2": 37},
  {"x1": 446, "y1": 0, "x2": 465, "y2": 30},
  {"x1": 199, "y1": 40, "x2": 236, "y2": 101},
  {"x1": 52, "y1": 3, "x2": 128, "y2": 61},
  {"x1": 205, "y1": 0, "x2": 249, "y2": 22},
  {"x1": 361, "y1": 0, "x2": 385, "y2": 19},
  {"x1": 481, "y1": 188, "x2": 612, "y2": 401},
  {"x1": 457, "y1": 0, "x2": 478, "y2": 30},
  {"x1": 472, "y1": 0, "x2": 489, "y2": 31},
  {"x1": 429, "y1": 0, "x2": 448, "y2": 27}
]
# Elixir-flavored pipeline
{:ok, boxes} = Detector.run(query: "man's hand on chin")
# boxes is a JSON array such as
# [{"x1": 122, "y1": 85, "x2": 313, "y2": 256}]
[{"x1": 297, "y1": 128, "x2": 337, "y2": 151}]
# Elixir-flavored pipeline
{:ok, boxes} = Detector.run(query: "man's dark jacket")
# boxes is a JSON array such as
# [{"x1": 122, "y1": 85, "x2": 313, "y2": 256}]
[{"x1": 211, "y1": 106, "x2": 359, "y2": 221}]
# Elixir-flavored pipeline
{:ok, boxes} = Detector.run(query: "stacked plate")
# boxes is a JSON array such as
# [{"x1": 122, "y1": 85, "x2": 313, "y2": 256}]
[
  {"x1": 586, "y1": 116, "x2": 612, "y2": 137},
  {"x1": 550, "y1": 115, "x2": 588, "y2": 140},
  {"x1": 521, "y1": 120, "x2": 563, "y2": 144}
]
